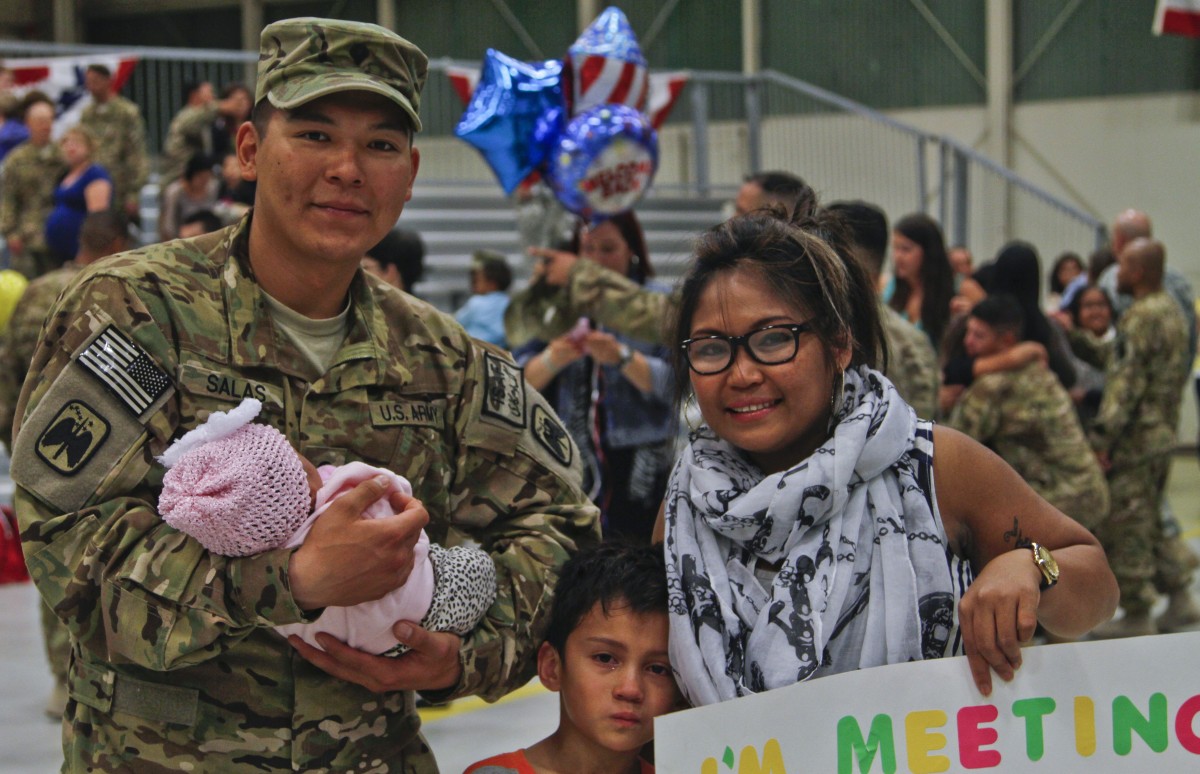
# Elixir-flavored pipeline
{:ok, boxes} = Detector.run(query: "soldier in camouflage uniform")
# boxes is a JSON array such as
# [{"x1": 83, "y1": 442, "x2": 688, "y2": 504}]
[
  {"x1": 0, "y1": 99, "x2": 65, "y2": 279},
  {"x1": 12, "y1": 17, "x2": 598, "y2": 772},
  {"x1": 826, "y1": 200, "x2": 939, "y2": 419},
  {"x1": 1080, "y1": 238, "x2": 1198, "y2": 638},
  {"x1": 0, "y1": 211, "x2": 127, "y2": 718},
  {"x1": 158, "y1": 81, "x2": 216, "y2": 189},
  {"x1": 948, "y1": 295, "x2": 1108, "y2": 526},
  {"x1": 80, "y1": 64, "x2": 150, "y2": 218}
]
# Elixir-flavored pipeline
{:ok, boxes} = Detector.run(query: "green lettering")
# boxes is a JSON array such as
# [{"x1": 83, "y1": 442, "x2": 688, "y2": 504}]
[
  {"x1": 838, "y1": 715, "x2": 897, "y2": 774},
  {"x1": 1012, "y1": 697, "x2": 1056, "y2": 761},
  {"x1": 1113, "y1": 693, "x2": 1169, "y2": 755}
]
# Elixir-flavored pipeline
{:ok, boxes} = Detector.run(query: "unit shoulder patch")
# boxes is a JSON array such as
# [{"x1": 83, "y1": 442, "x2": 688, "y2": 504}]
[
  {"x1": 35, "y1": 401, "x2": 111, "y2": 475},
  {"x1": 481, "y1": 351, "x2": 527, "y2": 428},
  {"x1": 532, "y1": 404, "x2": 572, "y2": 467}
]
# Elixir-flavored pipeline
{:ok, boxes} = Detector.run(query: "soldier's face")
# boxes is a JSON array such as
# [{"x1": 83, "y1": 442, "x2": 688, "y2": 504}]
[
  {"x1": 238, "y1": 92, "x2": 419, "y2": 271},
  {"x1": 963, "y1": 317, "x2": 1005, "y2": 358},
  {"x1": 84, "y1": 70, "x2": 111, "y2": 99}
]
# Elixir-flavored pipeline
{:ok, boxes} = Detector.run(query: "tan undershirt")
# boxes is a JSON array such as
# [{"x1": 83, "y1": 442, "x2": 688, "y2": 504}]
[{"x1": 260, "y1": 289, "x2": 351, "y2": 379}]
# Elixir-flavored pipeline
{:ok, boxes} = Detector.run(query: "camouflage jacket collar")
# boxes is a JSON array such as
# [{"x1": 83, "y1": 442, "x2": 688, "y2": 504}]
[{"x1": 218, "y1": 213, "x2": 412, "y2": 392}]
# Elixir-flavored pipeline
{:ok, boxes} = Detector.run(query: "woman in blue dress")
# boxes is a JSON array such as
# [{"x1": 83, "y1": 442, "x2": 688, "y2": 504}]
[{"x1": 44, "y1": 125, "x2": 113, "y2": 265}]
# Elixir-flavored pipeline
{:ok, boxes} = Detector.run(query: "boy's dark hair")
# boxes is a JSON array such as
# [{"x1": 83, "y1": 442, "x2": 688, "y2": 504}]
[
  {"x1": 472, "y1": 250, "x2": 512, "y2": 291},
  {"x1": 543, "y1": 541, "x2": 668, "y2": 654},
  {"x1": 969, "y1": 293, "x2": 1025, "y2": 340}
]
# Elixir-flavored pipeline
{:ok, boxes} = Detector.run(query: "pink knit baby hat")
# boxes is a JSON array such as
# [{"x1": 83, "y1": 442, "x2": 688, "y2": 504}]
[{"x1": 157, "y1": 398, "x2": 311, "y2": 557}]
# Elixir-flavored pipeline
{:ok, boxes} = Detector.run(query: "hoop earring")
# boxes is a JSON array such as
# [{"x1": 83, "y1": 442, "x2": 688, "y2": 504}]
[{"x1": 684, "y1": 392, "x2": 701, "y2": 433}]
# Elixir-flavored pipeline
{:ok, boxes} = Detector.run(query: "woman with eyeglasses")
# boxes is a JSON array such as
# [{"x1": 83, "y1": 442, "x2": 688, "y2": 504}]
[{"x1": 656, "y1": 207, "x2": 1117, "y2": 707}]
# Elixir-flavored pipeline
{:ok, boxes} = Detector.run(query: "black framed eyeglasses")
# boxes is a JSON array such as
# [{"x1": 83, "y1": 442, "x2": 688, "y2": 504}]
[{"x1": 681, "y1": 322, "x2": 815, "y2": 375}]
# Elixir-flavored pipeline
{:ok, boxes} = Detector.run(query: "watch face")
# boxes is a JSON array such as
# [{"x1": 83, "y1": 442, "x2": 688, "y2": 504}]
[{"x1": 1037, "y1": 544, "x2": 1060, "y2": 577}]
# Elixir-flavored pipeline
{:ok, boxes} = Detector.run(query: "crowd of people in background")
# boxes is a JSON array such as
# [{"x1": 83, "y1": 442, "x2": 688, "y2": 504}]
[{"x1": 0, "y1": 29, "x2": 1195, "y2": 772}]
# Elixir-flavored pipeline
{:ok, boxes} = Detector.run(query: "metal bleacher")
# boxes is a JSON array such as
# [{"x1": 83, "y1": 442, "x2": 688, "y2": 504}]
[{"x1": 403, "y1": 184, "x2": 729, "y2": 314}]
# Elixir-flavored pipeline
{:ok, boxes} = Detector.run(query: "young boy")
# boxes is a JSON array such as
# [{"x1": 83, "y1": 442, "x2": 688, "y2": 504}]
[
  {"x1": 948, "y1": 294, "x2": 1107, "y2": 526},
  {"x1": 466, "y1": 542, "x2": 678, "y2": 774},
  {"x1": 455, "y1": 249, "x2": 512, "y2": 348}
]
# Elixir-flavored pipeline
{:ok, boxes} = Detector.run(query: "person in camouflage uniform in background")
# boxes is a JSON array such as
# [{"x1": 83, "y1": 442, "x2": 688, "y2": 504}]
[
  {"x1": 506, "y1": 171, "x2": 814, "y2": 349},
  {"x1": 825, "y1": 200, "x2": 939, "y2": 419},
  {"x1": 79, "y1": 64, "x2": 150, "y2": 220},
  {"x1": 12, "y1": 17, "x2": 598, "y2": 773},
  {"x1": 157, "y1": 81, "x2": 216, "y2": 189},
  {"x1": 0, "y1": 211, "x2": 128, "y2": 719},
  {"x1": 0, "y1": 98, "x2": 65, "y2": 279},
  {"x1": 1079, "y1": 238, "x2": 1200, "y2": 638},
  {"x1": 948, "y1": 295, "x2": 1108, "y2": 526}
]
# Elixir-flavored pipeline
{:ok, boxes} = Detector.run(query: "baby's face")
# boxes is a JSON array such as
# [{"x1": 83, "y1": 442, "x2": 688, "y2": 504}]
[{"x1": 300, "y1": 457, "x2": 322, "y2": 509}]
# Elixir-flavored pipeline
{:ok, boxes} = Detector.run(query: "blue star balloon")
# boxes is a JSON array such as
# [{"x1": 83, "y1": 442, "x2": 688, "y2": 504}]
[
  {"x1": 454, "y1": 50, "x2": 563, "y2": 195},
  {"x1": 545, "y1": 104, "x2": 658, "y2": 222}
]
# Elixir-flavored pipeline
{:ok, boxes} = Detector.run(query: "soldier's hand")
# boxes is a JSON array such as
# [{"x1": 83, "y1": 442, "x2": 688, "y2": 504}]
[
  {"x1": 290, "y1": 623, "x2": 463, "y2": 693},
  {"x1": 289, "y1": 475, "x2": 428, "y2": 611},
  {"x1": 528, "y1": 246, "x2": 578, "y2": 286}
]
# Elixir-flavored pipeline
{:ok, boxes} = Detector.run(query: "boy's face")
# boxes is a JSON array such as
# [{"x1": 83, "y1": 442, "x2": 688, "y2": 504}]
[
  {"x1": 538, "y1": 601, "x2": 678, "y2": 757},
  {"x1": 470, "y1": 270, "x2": 495, "y2": 295}
]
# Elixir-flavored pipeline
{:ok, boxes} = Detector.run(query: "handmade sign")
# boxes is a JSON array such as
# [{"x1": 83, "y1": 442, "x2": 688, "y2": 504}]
[{"x1": 656, "y1": 632, "x2": 1200, "y2": 773}]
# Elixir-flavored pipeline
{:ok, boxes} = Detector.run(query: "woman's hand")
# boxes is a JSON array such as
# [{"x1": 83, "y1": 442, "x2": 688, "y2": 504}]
[
  {"x1": 546, "y1": 334, "x2": 585, "y2": 369},
  {"x1": 582, "y1": 330, "x2": 622, "y2": 365},
  {"x1": 933, "y1": 427, "x2": 1118, "y2": 698},
  {"x1": 957, "y1": 548, "x2": 1042, "y2": 696}
]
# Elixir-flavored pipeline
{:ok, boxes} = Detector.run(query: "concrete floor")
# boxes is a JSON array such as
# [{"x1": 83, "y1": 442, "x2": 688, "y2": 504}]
[{"x1": 3, "y1": 453, "x2": 1200, "y2": 773}]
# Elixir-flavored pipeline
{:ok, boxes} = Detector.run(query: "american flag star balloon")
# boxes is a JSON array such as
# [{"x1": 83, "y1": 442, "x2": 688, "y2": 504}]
[{"x1": 565, "y1": 6, "x2": 649, "y2": 116}]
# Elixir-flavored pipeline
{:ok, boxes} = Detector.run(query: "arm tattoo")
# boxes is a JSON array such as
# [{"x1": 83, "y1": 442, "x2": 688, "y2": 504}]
[{"x1": 1003, "y1": 517, "x2": 1031, "y2": 548}]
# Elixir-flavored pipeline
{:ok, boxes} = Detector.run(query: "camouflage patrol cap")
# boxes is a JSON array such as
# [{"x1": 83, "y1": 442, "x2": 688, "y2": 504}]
[{"x1": 257, "y1": 17, "x2": 428, "y2": 131}]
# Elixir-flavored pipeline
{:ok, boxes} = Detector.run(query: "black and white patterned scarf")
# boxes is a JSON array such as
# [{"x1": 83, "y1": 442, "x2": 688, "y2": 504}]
[{"x1": 664, "y1": 366, "x2": 954, "y2": 706}]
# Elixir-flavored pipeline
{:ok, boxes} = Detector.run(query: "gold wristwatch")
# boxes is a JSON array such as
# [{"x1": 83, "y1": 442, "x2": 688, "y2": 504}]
[{"x1": 1030, "y1": 542, "x2": 1059, "y2": 590}]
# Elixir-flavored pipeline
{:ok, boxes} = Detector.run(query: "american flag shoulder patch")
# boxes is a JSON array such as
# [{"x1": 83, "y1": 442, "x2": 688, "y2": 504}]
[{"x1": 76, "y1": 326, "x2": 171, "y2": 416}]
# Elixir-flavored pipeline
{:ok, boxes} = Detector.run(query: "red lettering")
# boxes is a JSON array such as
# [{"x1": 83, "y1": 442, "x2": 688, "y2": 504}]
[
  {"x1": 957, "y1": 705, "x2": 1002, "y2": 769},
  {"x1": 1175, "y1": 695, "x2": 1200, "y2": 754}
]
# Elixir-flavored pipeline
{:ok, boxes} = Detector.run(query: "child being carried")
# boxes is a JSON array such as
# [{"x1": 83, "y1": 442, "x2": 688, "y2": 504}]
[{"x1": 156, "y1": 397, "x2": 496, "y2": 656}]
